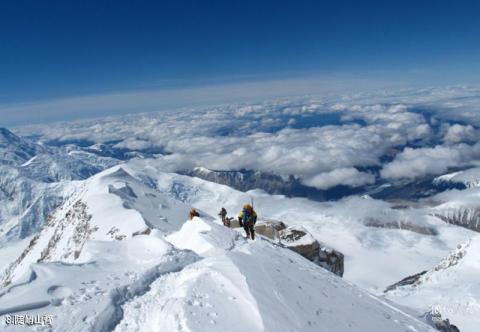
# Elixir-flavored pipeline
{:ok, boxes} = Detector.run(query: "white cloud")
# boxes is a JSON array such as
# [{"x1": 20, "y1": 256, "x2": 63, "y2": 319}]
[
  {"x1": 15, "y1": 86, "x2": 480, "y2": 187},
  {"x1": 113, "y1": 137, "x2": 154, "y2": 151},
  {"x1": 443, "y1": 123, "x2": 478, "y2": 144},
  {"x1": 302, "y1": 168, "x2": 375, "y2": 190},
  {"x1": 14, "y1": 99, "x2": 432, "y2": 185},
  {"x1": 381, "y1": 143, "x2": 480, "y2": 180}
]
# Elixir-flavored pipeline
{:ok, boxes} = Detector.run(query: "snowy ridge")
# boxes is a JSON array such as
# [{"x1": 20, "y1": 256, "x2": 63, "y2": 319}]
[
  {"x1": 0, "y1": 128, "x2": 120, "y2": 243},
  {"x1": 385, "y1": 236, "x2": 480, "y2": 332},
  {"x1": 116, "y1": 217, "x2": 433, "y2": 332},
  {"x1": 430, "y1": 187, "x2": 480, "y2": 232},
  {"x1": 0, "y1": 165, "x2": 194, "y2": 286},
  {"x1": 433, "y1": 167, "x2": 480, "y2": 189}
]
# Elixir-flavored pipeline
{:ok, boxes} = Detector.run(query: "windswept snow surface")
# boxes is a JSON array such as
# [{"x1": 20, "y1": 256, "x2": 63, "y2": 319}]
[
  {"x1": 116, "y1": 218, "x2": 432, "y2": 332},
  {"x1": 0, "y1": 161, "x2": 435, "y2": 331},
  {"x1": 0, "y1": 233, "x2": 198, "y2": 332}
]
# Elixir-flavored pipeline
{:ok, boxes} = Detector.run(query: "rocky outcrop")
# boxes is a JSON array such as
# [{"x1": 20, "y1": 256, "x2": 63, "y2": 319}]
[
  {"x1": 316, "y1": 246, "x2": 345, "y2": 277},
  {"x1": 278, "y1": 226, "x2": 344, "y2": 277},
  {"x1": 254, "y1": 220, "x2": 287, "y2": 240},
  {"x1": 185, "y1": 168, "x2": 303, "y2": 196},
  {"x1": 385, "y1": 242, "x2": 470, "y2": 332},
  {"x1": 433, "y1": 241, "x2": 469, "y2": 272},
  {"x1": 386, "y1": 241, "x2": 470, "y2": 294},
  {"x1": 384, "y1": 271, "x2": 427, "y2": 292},
  {"x1": 132, "y1": 227, "x2": 152, "y2": 237},
  {"x1": 0, "y1": 199, "x2": 96, "y2": 286},
  {"x1": 226, "y1": 218, "x2": 345, "y2": 277},
  {"x1": 0, "y1": 128, "x2": 119, "y2": 244},
  {"x1": 185, "y1": 167, "x2": 363, "y2": 201},
  {"x1": 365, "y1": 217, "x2": 438, "y2": 235},
  {"x1": 225, "y1": 217, "x2": 241, "y2": 228},
  {"x1": 225, "y1": 218, "x2": 287, "y2": 237},
  {"x1": 434, "y1": 208, "x2": 480, "y2": 232},
  {"x1": 424, "y1": 311, "x2": 461, "y2": 332}
]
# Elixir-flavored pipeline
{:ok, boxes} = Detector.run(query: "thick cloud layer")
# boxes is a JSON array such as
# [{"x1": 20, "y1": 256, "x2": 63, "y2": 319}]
[
  {"x1": 302, "y1": 168, "x2": 375, "y2": 190},
  {"x1": 443, "y1": 124, "x2": 478, "y2": 144},
  {"x1": 381, "y1": 143, "x2": 480, "y2": 180},
  {"x1": 13, "y1": 86, "x2": 480, "y2": 188}
]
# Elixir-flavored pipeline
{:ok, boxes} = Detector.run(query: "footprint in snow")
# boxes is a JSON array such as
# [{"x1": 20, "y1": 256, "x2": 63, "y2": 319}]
[
  {"x1": 47, "y1": 285, "x2": 73, "y2": 297},
  {"x1": 47, "y1": 285, "x2": 73, "y2": 306}
]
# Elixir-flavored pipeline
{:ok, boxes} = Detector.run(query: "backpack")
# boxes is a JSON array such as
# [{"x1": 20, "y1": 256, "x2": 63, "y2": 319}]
[{"x1": 242, "y1": 208, "x2": 255, "y2": 225}]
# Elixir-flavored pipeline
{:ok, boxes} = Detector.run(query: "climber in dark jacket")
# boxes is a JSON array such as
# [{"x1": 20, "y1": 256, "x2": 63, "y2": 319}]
[
  {"x1": 238, "y1": 204, "x2": 257, "y2": 240},
  {"x1": 219, "y1": 207, "x2": 227, "y2": 225}
]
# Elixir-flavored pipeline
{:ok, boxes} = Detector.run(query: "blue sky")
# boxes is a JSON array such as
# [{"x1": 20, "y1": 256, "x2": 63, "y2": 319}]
[{"x1": 1, "y1": 1, "x2": 480, "y2": 125}]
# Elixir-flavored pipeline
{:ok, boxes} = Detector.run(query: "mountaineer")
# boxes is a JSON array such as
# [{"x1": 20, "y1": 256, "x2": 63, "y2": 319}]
[
  {"x1": 238, "y1": 204, "x2": 257, "y2": 240},
  {"x1": 218, "y1": 207, "x2": 227, "y2": 224},
  {"x1": 189, "y1": 208, "x2": 200, "y2": 220}
]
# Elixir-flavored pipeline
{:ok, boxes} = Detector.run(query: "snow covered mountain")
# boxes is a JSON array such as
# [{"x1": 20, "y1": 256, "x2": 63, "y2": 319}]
[
  {"x1": 433, "y1": 168, "x2": 480, "y2": 189},
  {"x1": 385, "y1": 236, "x2": 480, "y2": 332},
  {"x1": 0, "y1": 128, "x2": 117, "y2": 183},
  {"x1": 0, "y1": 163, "x2": 435, "y2": 331},
  {"x1": 185, "y1": 167, "x2": 365, "y2": 201},
  {"x1": 426, "y1": 185, "x2": 480, "y2": 232},
  {"x1": 0, "y1": 128, "x2": 120, "y2": 243},
  {"x1": 0, "y1": 128, "x2": 38, "y2": 166},
  {"x1": 0, "y1": 166, "x2": 193, "y2": 286}
]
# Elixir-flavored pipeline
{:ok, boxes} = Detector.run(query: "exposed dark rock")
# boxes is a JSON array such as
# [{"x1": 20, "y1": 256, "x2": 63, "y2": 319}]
[
  {"x1": 434, "y1": 208, "x2": 480, "y2": 232},
  {"x1": 369, "y1": 173, "x2": 467, "y2": 201},
  {"x1": 365, "y1": 218, "x2": 438, "y2": 235},
  {"x1": 225, "y1": 217, "x2": 240, "y2": 228},
  {"x1": 0, "y1": 234, "x2": 40, "y2": 287},
  {"x1": 424, "y1": 311, "x2": 461, "y2": 332},
  {"x1": 384, "y1": 271, "x2": 427, "y2": 292},
  {"x1": 279, "y1": 226, "x2": 344, "y2": 277},
  {"x1": 0, "y1": 200, "x2": 94, "y2": 286},
  {"x1": 132, "y1": 227, "x2": 152, "y2": 237},
  {"x1": 39, "y1": 200, "x2": 95, "y2": 262},
  {"x1": 226, "y1": 219, "x2": 345, "y2": 277},
  {"x1": 184, "y1": 167, "x2": 364, "y2": 201}
]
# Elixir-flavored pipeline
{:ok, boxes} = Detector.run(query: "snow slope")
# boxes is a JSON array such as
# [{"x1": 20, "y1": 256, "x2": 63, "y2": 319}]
[
  {"x1": 385, "y1": 235, "x2": 480, "y2": 332},
  {"x1": 0, "y1": 165, "x2": 194, "y2": 286},
  {"x1": 0, "y1": 128, "x2": 120, "y2": 244},
  {"x1": 117, "y1": 218, "x2": 432, "y2": 332},
  {"x1": 123, "y1": 158, "x2": 474, "y2": 294},
  {"x1": 0, "y1": 232, "x2": 198, "y2": 332},
  {"x1": 0, "y1": 162, "x2": 434, "y2": 331},
  {"x1": 433, "y1": 167, "x2": 480, "y2": 189}
]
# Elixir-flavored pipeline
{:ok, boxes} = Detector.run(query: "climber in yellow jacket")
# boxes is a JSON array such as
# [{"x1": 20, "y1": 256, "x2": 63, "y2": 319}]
[{"x1": 238, "y1": 204, "x2": 257, "y2": 240}]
